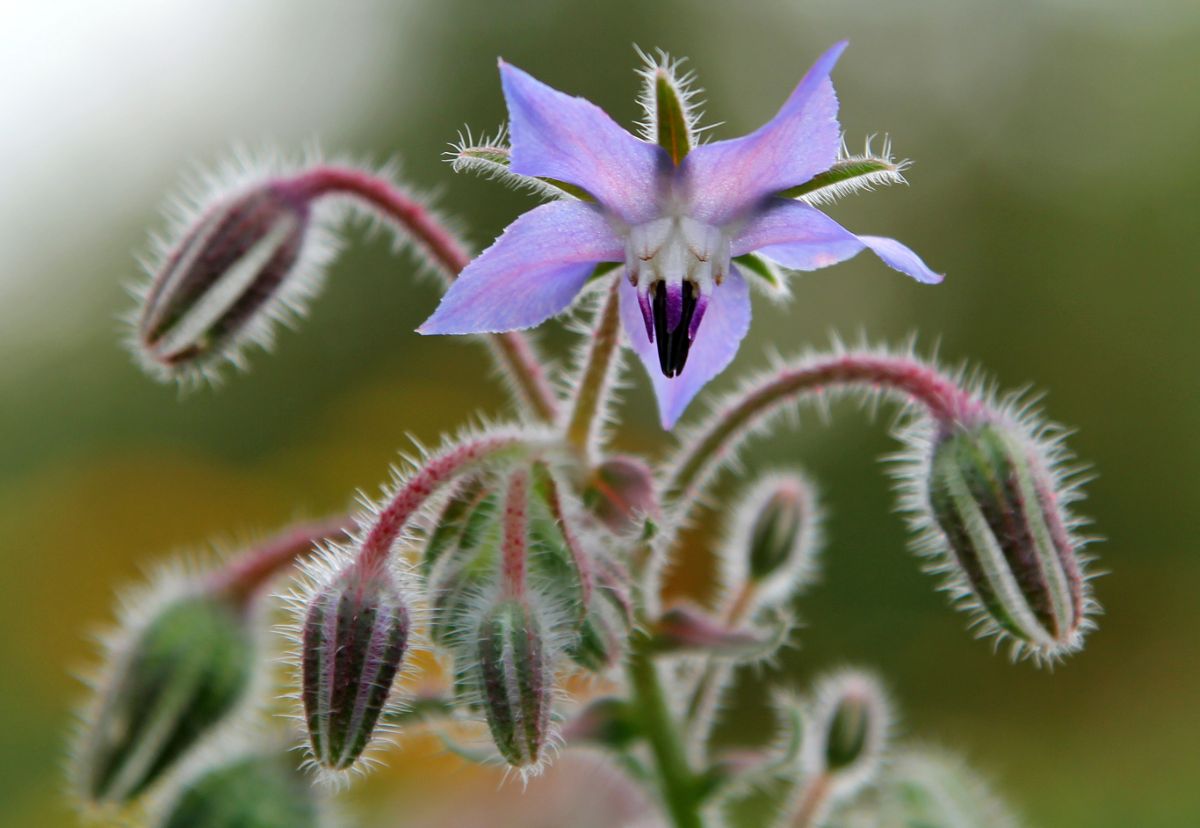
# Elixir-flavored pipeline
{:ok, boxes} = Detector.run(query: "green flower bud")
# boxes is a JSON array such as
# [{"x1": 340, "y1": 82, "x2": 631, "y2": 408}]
[
  {"x1": 158, "y1": 750, "x2": 322, "y2": 828},
  {"x1": 77, "y1": 593, "x2": 254, "y2": 805},
  {"x1": 925, "y1": 417, "x2": 1090, "y2": 661}
]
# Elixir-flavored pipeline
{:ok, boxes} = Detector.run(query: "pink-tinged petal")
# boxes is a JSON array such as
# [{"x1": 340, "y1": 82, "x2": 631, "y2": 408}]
[
  {"x1": 420, "y1": 201, "x2": 622, "y2": 335},
  {"x1": 501, "y1": 61, "x2": 669, "y2": 225},
  {"x1": 735, "y1": 199, "x2": 943, "y2": 284},
  {"x1": 620, "y1": 267, "x2": 752, "y2": 430},
  {"x1": 682, "y1": 42, "x2": 846, "y2": 225}
]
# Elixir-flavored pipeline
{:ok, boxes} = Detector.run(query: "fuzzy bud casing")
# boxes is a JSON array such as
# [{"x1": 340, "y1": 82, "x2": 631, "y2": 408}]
[
  {"x1": 926, "y1": 418, "x2": 1087, "y2": 659},
  {"x1": 472, "y1": 598, "x2": 553, "y2": 771},
  {"x1": 158, "y1": 751, "x2": 322, "y2": 828},
  {"x1": 582, "y1": 455, "x2": 658, "y2": 534},
  {"x1": 801, "y1": 670, "x2": 890, "y2": 799},
  {"x1": 301, "y1": 563, "x2": 410, "y2": 771},
  {"x1": 78, "y1": 593, "x2": 254, "y2": 805},
  {"x1": 136, "y1": 181, "x2": 312, "y2": 380}
]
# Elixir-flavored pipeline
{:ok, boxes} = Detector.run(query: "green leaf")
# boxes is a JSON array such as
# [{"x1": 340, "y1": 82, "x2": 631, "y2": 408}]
[
  {"x1": 655, "y1": 69, "x2": 692, "y2": 164},
  {"x1": 778, "y1": 155, "x2": 906, "y2": 204},
  {"x1": 734, "y1": 253, "x2": 787, "y2": 294}
]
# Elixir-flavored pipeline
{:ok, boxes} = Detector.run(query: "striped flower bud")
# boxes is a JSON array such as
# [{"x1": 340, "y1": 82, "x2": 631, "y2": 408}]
[
  {"x1": 132, "y1": 171, "x2": 335, "y2": 384},
  {"x1": 471, "y1": 598, "x2": 553, "y2": 773},
  {"x1": 922, "y1": 415, "x2": 1091, "y2": 661},
  {"x1": 800, "y1": 670, "x2": 891, "y2": 803},
  {"x1": 157, "y1": 749, "x2": 322, "y2": 828},
  {"x1": 76, "y1": 592, "x2": 255, "y2": 805},
  {"x1": 301, "y1": 562, "x2": 410, "y2": 771}
]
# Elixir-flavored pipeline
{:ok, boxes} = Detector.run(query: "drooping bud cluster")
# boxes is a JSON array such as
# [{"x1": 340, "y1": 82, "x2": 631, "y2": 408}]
[
  {"x1": 299, "y1": 559, "x2": 410, "y2": 772},
  {"x1": 75, "y1": 589, "x2": 256, "y2": 805},
  {"x1": 156, "y1": 747, "x2": 324, "y2": 828},
  {"x1": 898, "y1": 406, "x2": 1094, "y2": 662}
]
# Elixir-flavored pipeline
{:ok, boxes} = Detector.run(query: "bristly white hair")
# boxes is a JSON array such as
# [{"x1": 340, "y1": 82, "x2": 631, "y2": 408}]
[
  {"x1": 633, "y1": 47, "x2": 713, "y2": 147},
  {"x1": 445, "y1": 124, "x2": 576, "y2": 202},
  {"x1": 798, "y1": 668, "x2": 894, "y2": 803},
  {"x1": 795, "y1": 135, "x2": 910, "y2": 207}
]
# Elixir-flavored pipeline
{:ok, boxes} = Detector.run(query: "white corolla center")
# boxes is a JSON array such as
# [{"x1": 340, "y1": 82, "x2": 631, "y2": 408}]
[
  {"x1": 622, "y1": 215, "x2": 734, "y2": 377},
  {"x1": 624, "y1": 215, "x2": 732, "y2": 299}
]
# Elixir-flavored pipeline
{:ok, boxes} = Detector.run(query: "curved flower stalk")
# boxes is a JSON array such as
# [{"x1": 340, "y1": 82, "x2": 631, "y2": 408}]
[{"x1": 423, "y1": 43, "x2": 941, "y2": 428}]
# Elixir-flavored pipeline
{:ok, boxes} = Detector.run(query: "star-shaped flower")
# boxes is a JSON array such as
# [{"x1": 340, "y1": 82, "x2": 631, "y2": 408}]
[{"x1": 421, "y1": 42, "x2": 941, "y2": 428}]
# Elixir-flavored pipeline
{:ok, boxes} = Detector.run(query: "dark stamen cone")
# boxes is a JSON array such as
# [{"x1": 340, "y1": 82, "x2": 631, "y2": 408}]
[{"x1": 301, "y1": 563, "x2": 410, "y2": 771}]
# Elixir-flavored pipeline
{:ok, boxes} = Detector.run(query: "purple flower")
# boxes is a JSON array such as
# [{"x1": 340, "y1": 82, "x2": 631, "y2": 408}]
[{"x1": 421, "y1": 43, "x2": 941, "y2": 428}]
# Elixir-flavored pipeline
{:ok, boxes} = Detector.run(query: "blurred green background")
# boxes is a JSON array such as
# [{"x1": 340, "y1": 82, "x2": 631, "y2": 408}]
[{"x1": 2, "y1": 0, "x2": 1197, "y2": 825}]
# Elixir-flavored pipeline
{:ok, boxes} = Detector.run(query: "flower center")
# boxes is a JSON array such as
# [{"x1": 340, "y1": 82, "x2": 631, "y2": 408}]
[{"x1": 625, "y1": 217, "x2": 732, "y2": 378}]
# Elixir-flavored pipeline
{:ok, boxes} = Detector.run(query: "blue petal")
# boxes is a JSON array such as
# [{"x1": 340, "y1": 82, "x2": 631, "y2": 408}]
[
  {"x1": 501, "y1": 61, "x2": 669, "y2": 225},
  {"x1": 420, "y1": 201, "x2": 623, "y2": 335},
  {"x1": 681, "y1": 42, "x2": 846, "y2": 225},
  {"x1": 734, "y1": 199, "x2": 943, "y2": 284},
  {"x1": 619, "y1": 267, "x2": 752, "y2": 430}
]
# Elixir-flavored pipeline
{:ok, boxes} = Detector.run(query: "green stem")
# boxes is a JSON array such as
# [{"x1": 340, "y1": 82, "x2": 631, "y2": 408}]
[
  {"x1": 627, "y1": 636, "x2": 703, "y2": 828},
  {"x1": 565, "y1": 280, "x2": 623, "y2": 458}
]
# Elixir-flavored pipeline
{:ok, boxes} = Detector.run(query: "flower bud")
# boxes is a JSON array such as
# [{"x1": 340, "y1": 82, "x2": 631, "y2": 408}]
[
  {"x1": 924, "y1": 417, "x2": 1089, "y2": 660},
  {"x1": 723, "y1": 472, "x2": 821, "y2": 615},
  {"x1": 134, "y1": 178, "x2": 326, "y2": 383},
  {"x1": 581, "y1": 455, "x2": 658, "y2": 534},
  {"x1": 425, "y1": 489, "x2": 501, "y2": 649},
  {"x1": 853, "y1": 748, "x2": 1020, "y2": 828},
  {"x1": 301, "y1": 562, "x2": 410, "y2": 771},
  {"x1": 800, "y1": 670, "x2": 890, "y2": 800},
  {"x1": 157, "y1": 750, "x2": 323, "y2": 828},
  {"x1": 471, "y1": 598, "x2": 553, "y2": 772},
  {"x1": 77, "y1": 593, "x2": 255, "y2": 805}
]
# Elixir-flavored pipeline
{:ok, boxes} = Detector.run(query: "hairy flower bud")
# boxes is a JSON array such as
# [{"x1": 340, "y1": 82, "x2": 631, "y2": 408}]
[
  {"x1": 301, "y1": 562, "x2": 410, "y2": 771},
  {"x1": 133, "y1": 174, "x2": 333, "y2": 384},
  {"x1": 471, "y1": 598, "x2": 554, "y2": 772},
  {"x1": 801, "y1": 670, "x2": 890, "y2": 799},
  {"x1": 723, "y1": 472, "x2": 821, "y2": 616},
  {"x1": 158, "y1": 750, "x2": 322, "y2": 828},
  {"x1": 923, "y1": 416, "x2": 1090, "y2": 660},
  {"x1": 582, "y1": 455, "x2": 658, "y2": 534},
  {"x1": 833, "y1": 748, "x2": 1020, "y2": 828},
  {"x1": 77, "y1": 593, "x2": 254, "y2": 804}
]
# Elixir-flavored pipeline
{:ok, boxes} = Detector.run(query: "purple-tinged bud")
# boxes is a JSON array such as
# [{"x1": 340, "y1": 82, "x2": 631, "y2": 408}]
[
  {"x1": 560, "y1": 697, "x2": 638, "y2": 749},
  {"x1": 472, "y1": 598, "x2": 554, "y2": 772},
  {"x1": 301, "y1": 562, "x2": 410, "y2": 771},
  {"x1": 651, "y1": 604, "x2": 770, "y2": 656},
  {"x1": 76, "y1": 592, "x2": 255, "y2": 805},
  {"x1": 920, "y1": 415, "x2": 1092, "y2": 661},
  {"x1": 157, "y1": 748, "x2": 323, "y2": 828},
  {"x1": 582, "y1": 455, "x2": 659, "y2": 535},
  {"x1": 132, "y1": 174, "x2": 334, "y2": 384},
  {"x1": 793, "y1": 670, "x2": 891, "y2": 822}
]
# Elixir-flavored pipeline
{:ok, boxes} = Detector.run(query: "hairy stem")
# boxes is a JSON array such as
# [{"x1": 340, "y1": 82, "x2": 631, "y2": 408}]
[
  {"x1": 683, "y1": 581, "x2": 759, "y2": 730},
  {"x1": 627, "y1": 637, "x2": 703, "y2": 828},
  {"x1": 665, "y1": 352, "x2": 977, "y2": 505},
  {"x1": 286, "y1": 165, "x2": 559, "y2": 423},
  {"x1": 356, "y1": 434, "x2": 530, "y2": 573},
  {"x1": 500, "y1": 468, "x2": 530, "y2": 598},
  {"x1": 790, "y1": 772, "x2": 833, "y2": 828},
  {"x1": 209, "y1": 516, "x2": 351, "y2": 607},
  {"x1": 565, "y1": 280, "x2": 623, "y2": 458}
]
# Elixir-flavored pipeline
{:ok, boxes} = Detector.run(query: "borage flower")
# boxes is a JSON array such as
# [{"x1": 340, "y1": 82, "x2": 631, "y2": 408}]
[{"x1": 421, "y1": 42, "x2": 942, "y2": 428}]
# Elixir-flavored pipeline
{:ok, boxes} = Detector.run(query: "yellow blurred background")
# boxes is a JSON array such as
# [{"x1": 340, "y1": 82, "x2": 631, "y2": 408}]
[{"x1": 2, "y1": 1, "x2": 1198, "y2": 825}]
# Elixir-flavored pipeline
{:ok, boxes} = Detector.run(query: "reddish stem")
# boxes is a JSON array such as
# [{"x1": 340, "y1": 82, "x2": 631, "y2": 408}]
[
  {"x1": 501, "y1": 468, "x2": 530, "y2": 598},
  {"x1": 667, "y1": 352, "x2": 980, "y2": 503},
  {"x1": 282, "y1": 165, "x2": 559, "y2": 424},
  {"x1": 210, "y1": 516, "x2": 351, "y2": 607},
  {"x1": 536, "y1": 461, "x2": 593, "y2": 615},
  {"x1": 357, "y1": 435, "x2": 525, "y2": 574}
]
